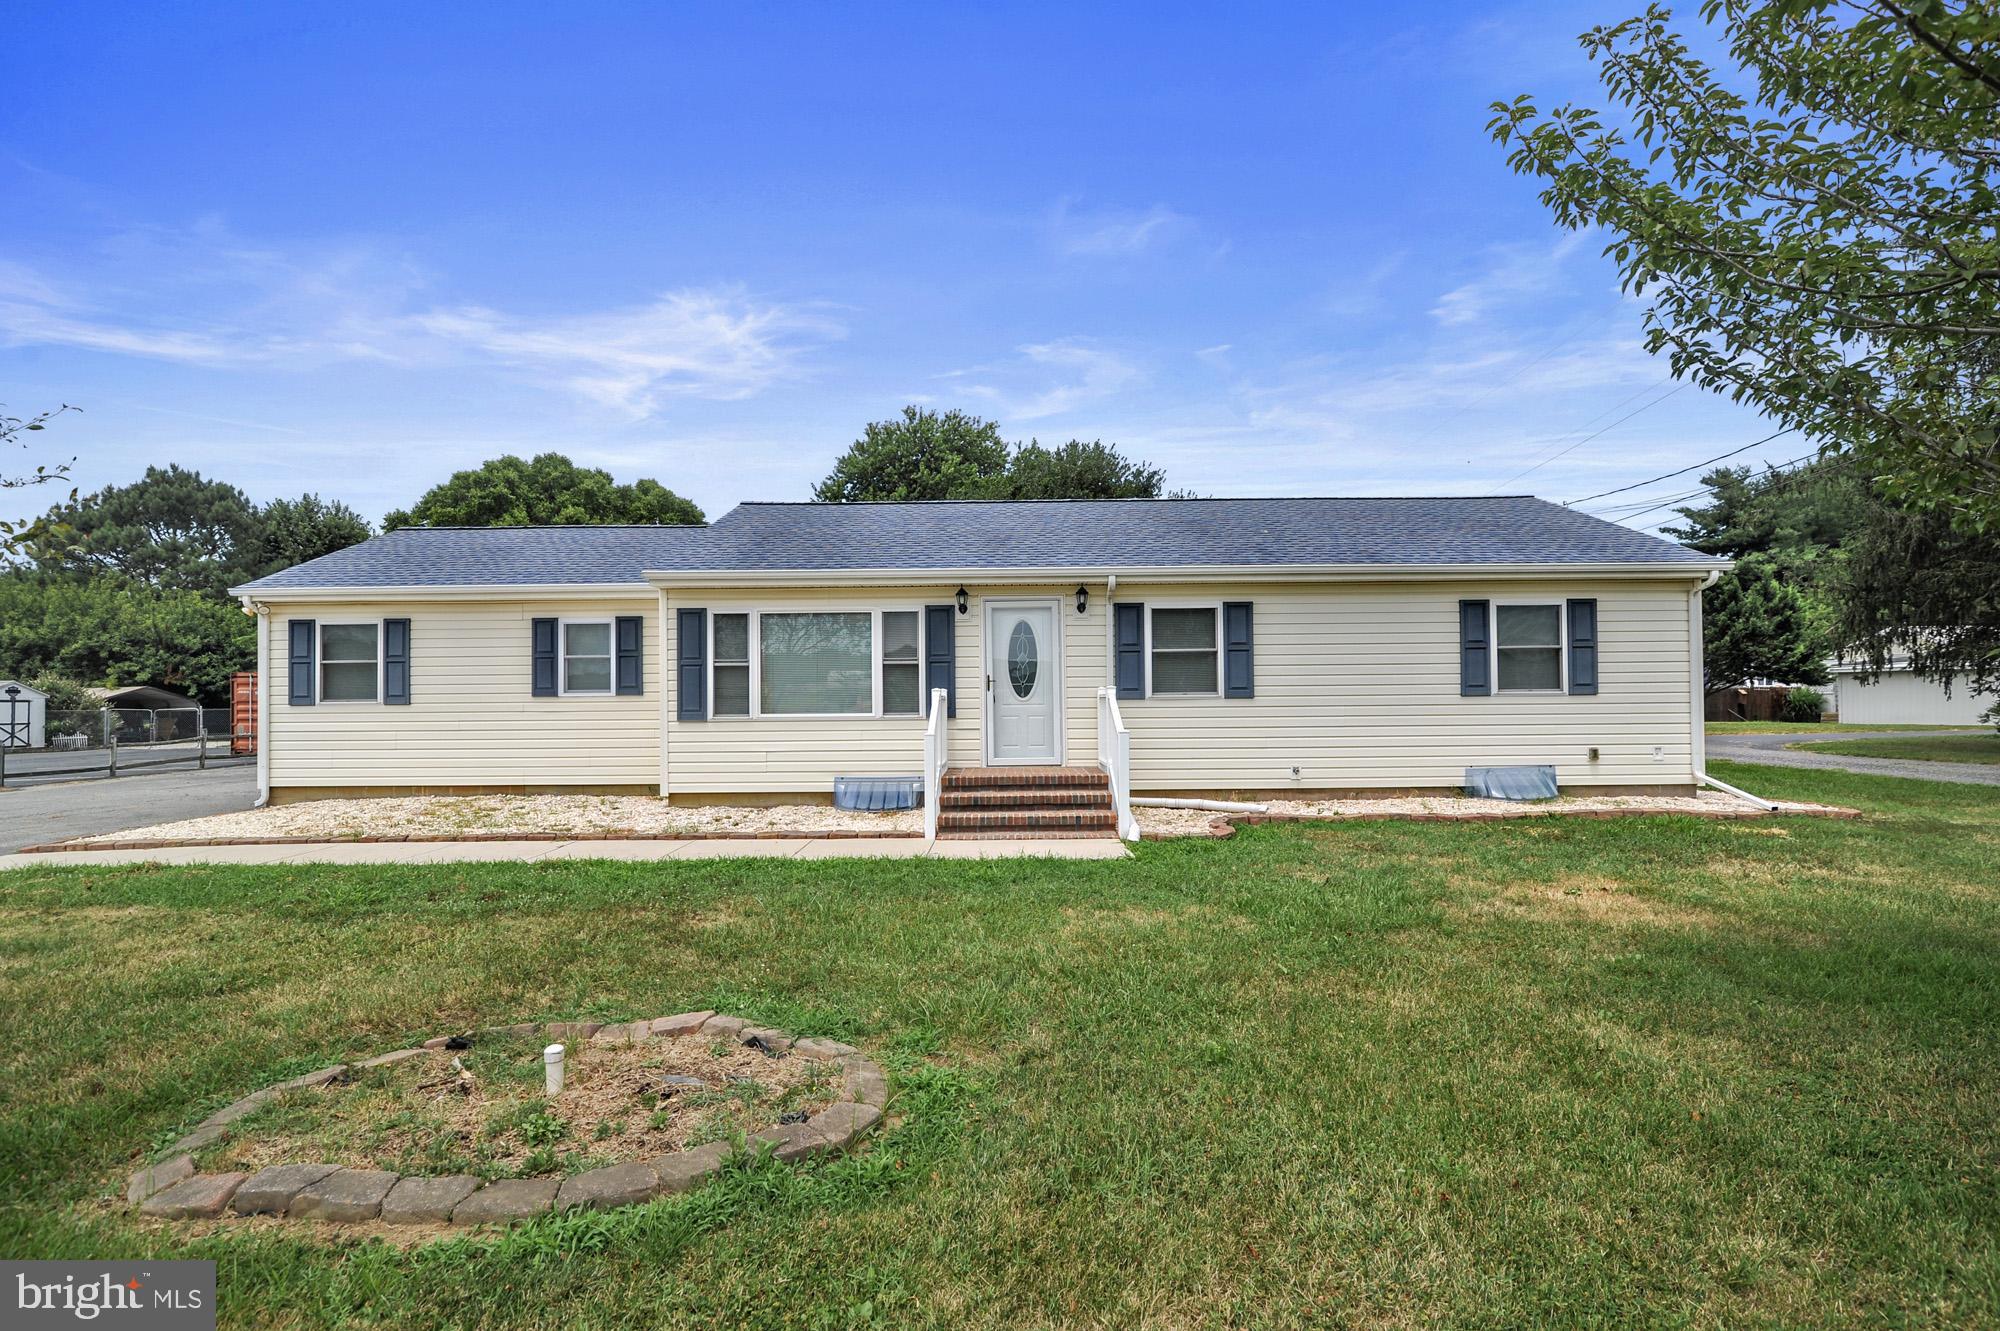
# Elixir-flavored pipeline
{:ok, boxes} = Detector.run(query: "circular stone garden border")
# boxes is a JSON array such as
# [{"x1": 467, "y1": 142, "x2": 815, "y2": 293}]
[{"x1": 128, "y1": 1012, "x2": 887, "y2": 1227}]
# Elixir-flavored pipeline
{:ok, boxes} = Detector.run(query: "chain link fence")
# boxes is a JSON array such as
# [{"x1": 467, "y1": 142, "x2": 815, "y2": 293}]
[{"x1": 0, "y1": 706, "x2": 253, "y2": 786}]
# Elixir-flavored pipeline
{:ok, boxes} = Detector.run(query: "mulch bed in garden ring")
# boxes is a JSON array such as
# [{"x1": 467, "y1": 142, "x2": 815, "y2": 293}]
[{"x1": 127, "y1": 1012, "x2": 889, "y2": 1228}]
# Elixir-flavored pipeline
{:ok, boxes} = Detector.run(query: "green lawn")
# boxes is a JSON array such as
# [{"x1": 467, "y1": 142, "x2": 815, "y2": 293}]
[
  {"x1": 1, "y1": 759, "x2": 1996, "y2": 1328},
  {"x1": 1706, "y1": 720, "x2": 1978, "y2": 735},
  {"x1": 1796, "y1": 733, "x2": 2000, "y2": 766}
]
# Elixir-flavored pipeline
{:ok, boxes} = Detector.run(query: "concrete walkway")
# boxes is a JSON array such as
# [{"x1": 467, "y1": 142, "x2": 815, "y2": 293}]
[
  {"x1": 0, "y1": 836, "x2": 1130, "y2": 871},
  {"x1": 1708, "y1": 728, "x2": 2000, "y2": 787}
]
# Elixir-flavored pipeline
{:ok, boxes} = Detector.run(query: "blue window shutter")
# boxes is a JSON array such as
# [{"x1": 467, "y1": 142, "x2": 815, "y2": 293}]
[
  {"x1": 615, "y1": 615, "x2": 644, "y2": 696},
  {"x1": 924, "y1": 604, "x2": 957, "y2": 718},
  {"x1": 1567, "y1": 599, "x2": 1598, "y2": 696},
  {"x1": 1459, "y1": 600, "x2": 1491, "y2": 697},
  {"x1": 531, "y1": 618, "x2": 558, "y2": 697},
  {"x1": 1222, "y1": 602, "x2": 1255, "y2": 699},
  {"x1": 677, "y1": 608, "x2": 707, "y2": 720},
  {"x1": 383, "y1": 618, "x2": 411, "y2": 705},
  {"x1": 288, "y1": 619, "x2": 316, "y2": 706},
  {"x1": 1114, "y1": 603, "x2": 1146, "y2": 699}
]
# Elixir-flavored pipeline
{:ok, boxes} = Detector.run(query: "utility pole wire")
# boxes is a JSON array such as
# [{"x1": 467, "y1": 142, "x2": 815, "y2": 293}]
[{"x1": 1566, "y1": 427, "x2": 1796, "y2": 505}]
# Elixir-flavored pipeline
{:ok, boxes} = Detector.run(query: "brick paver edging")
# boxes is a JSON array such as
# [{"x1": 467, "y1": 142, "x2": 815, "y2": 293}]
[
  {"x1": 1188, "y1": 802, "x2": 1864, "y2": 838},
  {"x1": 21, "y1": 830, "x2": 926, "y2": 853},
  {"x1": 129, "y1": 1013, "x2": 888, "y2": 1227}
]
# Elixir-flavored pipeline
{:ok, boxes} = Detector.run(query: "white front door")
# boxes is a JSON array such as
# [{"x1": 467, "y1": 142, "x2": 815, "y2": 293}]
[{"x1": 985, "y1": 600, "x2": 1061, "y2": 764}]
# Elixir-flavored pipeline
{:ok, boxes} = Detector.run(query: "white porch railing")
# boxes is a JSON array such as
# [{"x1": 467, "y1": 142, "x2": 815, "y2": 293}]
[
  {"x1": 922, "y1": 687, "x2": 949, "y2": 840},
  {"x1": 1096, "y1": 686, "x2": 1139, "y2": 841}
]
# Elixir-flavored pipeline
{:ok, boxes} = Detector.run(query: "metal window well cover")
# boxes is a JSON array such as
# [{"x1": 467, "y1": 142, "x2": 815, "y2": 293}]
[
  {"x1": 833, "y1": 776, "x2": 924, "y2": 811},
  {"x1": 1463, "y1": 765, "x2": 1559, "y2": 801}
]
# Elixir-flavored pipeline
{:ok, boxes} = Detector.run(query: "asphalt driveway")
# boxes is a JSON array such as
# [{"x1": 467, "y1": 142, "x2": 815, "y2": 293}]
[
  {"x1": 1708, "y1": 728, "x2": 2000, "y2": 787},
  {"x1": 0, "y1": 764, "x2": 258, "y2": 853}
]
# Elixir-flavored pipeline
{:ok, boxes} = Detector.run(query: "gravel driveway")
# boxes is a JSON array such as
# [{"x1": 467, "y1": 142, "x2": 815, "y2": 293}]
[
  {"x1": 1708, "y1": 729, "x2": 2000, "y2": 787},
  {"x1": 0, "y1": 764, "x2": 258, "y2": 853}
]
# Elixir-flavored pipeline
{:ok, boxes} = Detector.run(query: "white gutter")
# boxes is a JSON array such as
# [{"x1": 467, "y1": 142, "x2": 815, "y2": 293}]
[
  {"x1": 229, "y1": 564, "x2": 1731, "y2": 600},
  {"x1": 224, "y1": 582, "x2": 655, "y2": 603},
  {"x1": 644, "y1": 561, "x2": 1731, "y2": 588},
  {"x1": 1685, "y1": 569, "x2": 1780, "y2": 811}
]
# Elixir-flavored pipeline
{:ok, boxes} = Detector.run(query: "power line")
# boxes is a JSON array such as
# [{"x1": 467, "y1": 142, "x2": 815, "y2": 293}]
[
  {"x1": 1604, "y1": 449, "x2": 1822, "y2": 527},
  {"x1": 1566, "y1": 428, "x2": 1796, "y2": 505},
  {"x1": 1405, "y1": 326, "x2": 1594, "y2": 458},
  {"x1": 1488, "y1": 382, "x2": 1688, "y2": 491},
  {"x1": 1498, "y1": 373, "x2": 1677, "y2": 481}
]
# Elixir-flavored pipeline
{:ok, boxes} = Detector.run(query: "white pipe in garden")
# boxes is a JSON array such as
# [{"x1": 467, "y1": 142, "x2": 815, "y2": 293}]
[{"x1": 544, "y1": 1043, "x2": 565, "y2": 1096}]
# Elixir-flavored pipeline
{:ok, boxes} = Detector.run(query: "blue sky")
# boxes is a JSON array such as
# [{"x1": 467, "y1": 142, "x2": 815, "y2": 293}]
[{"x1": 1, "y1": 1, "x2": 1794, "y2": 533}]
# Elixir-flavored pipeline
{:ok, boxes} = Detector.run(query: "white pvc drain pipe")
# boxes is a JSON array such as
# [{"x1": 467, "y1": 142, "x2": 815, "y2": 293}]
[{"x1": 544, "y1": 1043, "x2": 565, "y2": 1096}]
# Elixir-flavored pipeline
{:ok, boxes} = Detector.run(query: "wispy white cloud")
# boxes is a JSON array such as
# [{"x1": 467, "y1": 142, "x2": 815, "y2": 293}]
[
  {"x1": 1045, "y1": 199, "x2": 1194, "y2": 258},
  {"x1": 1430, "y1": 231, "x2": 1591, "y2": 327},
  {"x1": 411, "y1": 290, "x2": 843, "y2": 415},
  {"x1": 0, "y1": 226, "x2": 843, "y2": 416},
  {"x1": 946, "y1": 337, "x2": 1144, "y2": 420}
]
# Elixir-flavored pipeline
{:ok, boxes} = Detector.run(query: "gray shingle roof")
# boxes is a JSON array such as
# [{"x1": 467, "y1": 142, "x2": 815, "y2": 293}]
[
  {"x1": 232, "y1": 524, "x2": 712, "y2": 591},
  {"x1": 232, "y1": 497, "x2": 1715, "y2": 594},
  {"x1": 694, "y1": 497, "x2": 1715, "y2": 571}
]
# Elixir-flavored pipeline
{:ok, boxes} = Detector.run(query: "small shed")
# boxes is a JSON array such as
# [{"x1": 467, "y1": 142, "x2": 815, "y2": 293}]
[{"x1": 0, "y1": 680, "x2": 48, "y2": 750}]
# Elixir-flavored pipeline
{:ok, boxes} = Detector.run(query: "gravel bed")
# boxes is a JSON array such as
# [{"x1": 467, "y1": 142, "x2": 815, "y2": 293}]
[
  {"x1": 1134, "y1": 789, "x2": 1852, "y2": 837},
  {"x1": 73, "y1": 794, "x2": 920, "y2": 845}
]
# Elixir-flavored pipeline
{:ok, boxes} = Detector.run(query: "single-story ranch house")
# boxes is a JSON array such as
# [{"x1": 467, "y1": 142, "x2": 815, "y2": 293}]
[{"x1": 232, "y1": 497, "x2": 1729, "y2": 837}]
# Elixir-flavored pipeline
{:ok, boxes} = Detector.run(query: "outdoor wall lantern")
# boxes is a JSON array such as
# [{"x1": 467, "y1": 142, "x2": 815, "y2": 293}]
[
  {"x1": 955, "y1": 586, "x2": 969, "y2": 615},
  {"x1": 1075, "y1": 584, "x2": 1089, "y2": 614}
]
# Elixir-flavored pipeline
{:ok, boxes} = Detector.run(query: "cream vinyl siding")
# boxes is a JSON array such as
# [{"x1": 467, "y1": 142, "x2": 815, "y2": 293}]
[
  {"x1": 264, "y1": 597, "x2": 660, "y2": 789},
  {"x1": 1113, "y1": 578, "x2": 1698, "y2": 791},
  {"x1": 662, "y1": 584, "x2": 1103, "y2": 794}
]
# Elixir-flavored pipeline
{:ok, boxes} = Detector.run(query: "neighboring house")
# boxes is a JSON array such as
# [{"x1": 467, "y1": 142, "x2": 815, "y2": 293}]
[
  {"x1": 230, "y1": 497, "x2": 1730, "y2": 836},
  {"x1": 0, "y1": 680, "x2": 48, "y2": 751},
  {"x1": 1827, "y1": 656, "x2": 1991, "y2": 726}
]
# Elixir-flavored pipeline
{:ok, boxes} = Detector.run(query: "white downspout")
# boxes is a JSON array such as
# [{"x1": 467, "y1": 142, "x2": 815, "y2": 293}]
[
  {"x1": 1103, "y1": 573, "x2": 1118, "y2": 688},
  {"x1": 1688, "y1": 570, "x2": 1779, "y2": 811},
  {"x1": 244, "y1": 598, "x2": 271, "y2": 807},
  {"x1": 657, "y1": 587, "x2": 671, "y2": 800}
]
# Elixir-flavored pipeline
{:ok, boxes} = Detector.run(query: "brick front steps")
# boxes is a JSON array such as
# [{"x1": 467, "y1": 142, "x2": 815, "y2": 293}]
[
  {"x1": 128, "y1": 1013, "x2": 887, "y2": 1228},
  {"x1": 938, "y1": 766, "x2": 1117, "y2": 838}
]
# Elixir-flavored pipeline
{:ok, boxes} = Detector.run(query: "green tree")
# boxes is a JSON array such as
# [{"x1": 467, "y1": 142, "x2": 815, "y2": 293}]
[
  {"x1": 814, "y1": 407, "x2": 1012, "y2": 502},
  {"x1": 239, "y1": 494, "x2": 372, "y2": 579},
  {"x1": 0, "y1": 576, "x2": 254, "y2": 702},
  {"x1": 383, "y1": 453, "x2": 703, "y2": 529},
  {"x1": 23, "y1": 464, "x2": 261, "y2": 599},
  {"x1": 1001, "y1": 439, "x2": 1167, "y2": 499},
  {"x1": 1833, "y1": 497, "x2": 2000, "y2": 706},
  {"x1": 1703, "y1": 554, "x2": 1831, "y2": 691},
  {"x1": 815, "y1": 408, "x2": 1178, "y2": 501},
  {"x1": 1490, "y1": 1, "x2": 2000, "y2": 529}
]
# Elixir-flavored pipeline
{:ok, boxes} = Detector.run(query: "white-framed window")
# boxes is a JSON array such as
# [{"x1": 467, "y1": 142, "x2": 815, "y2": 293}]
[
  {"x1": 712, "y1": 613, "x2": 751, "y2": 717},
  {"x1": 704, "y1": 608, "x2": 926, "y2": 720},
  {"x1": 1147, "y1": 604, "x2": 1220, "y2": 696},
  {"x1": 1493, "y1": 602, "x2": 1565, "y2": 693},
  {"x1": 881, "y1": 610, "x2": 921, "y2": 716},
  {"x1": 319, "y1": 621, "x2": 382, "y2": 703},
  {"x1": 560, "y1": 618, "x2": 614, "y2": 696}
]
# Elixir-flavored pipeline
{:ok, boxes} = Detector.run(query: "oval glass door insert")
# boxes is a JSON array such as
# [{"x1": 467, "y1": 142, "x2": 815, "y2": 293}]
[{"x1": 1007, "y1": 620, "x2": 1039, "y2": 697}]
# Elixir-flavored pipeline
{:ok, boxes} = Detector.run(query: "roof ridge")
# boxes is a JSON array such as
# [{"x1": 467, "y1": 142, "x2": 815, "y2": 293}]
[
  {"x1": 734, "y1": 495, "x2": 1544, "y2": 507},
  {"x1": 381, "y1": 523, "x2": 711, "y2": 531}
]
